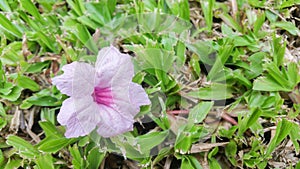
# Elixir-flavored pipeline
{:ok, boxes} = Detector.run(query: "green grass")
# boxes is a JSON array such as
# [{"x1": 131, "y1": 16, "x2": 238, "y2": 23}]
[{"x1": 1, "y1": 0, "x2": 300, "y2": 168}]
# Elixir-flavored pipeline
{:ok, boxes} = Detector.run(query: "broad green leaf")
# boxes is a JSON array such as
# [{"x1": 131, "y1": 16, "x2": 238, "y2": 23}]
[
  {"x1": 186, "y1": 41, "x2": 215, "y2": 65},
  {"x1": 0, "y1": 13, "x2": 22, "y2": 38},
  {"x1": 233, "y1": 36, "x2": 253, "y2": 47},
  {"x1": 137, "y1": 130, "x2": 169, "y2": 152},
  {"x1": 272, "y1": 21, "x2": 300, "y2": 36},
  {"x1": 289, "y1": 123, "x2": 300, "y2": 154},
  {"x1": 87, "y1": 147, "x2": 105, "y2": 169},
  {"x1": 287, "y1": 62, "x2": 300, "y2": 85},
  {"x1": 181, "y1": 155, "x2": 203, "y2": 169},
  {"x1": 253, "y1": 77, "x2": 291, "y2": 92},
  {"x1": 85, "y1": 2, "x2": 112, "y2": 25},
  {"x1": 70, "y1": 144, "x2": 85, "y2": 169},
  {"x1": 78, "y1": 136, "x2": 90, "y2": 147},
  {"x1": 247, "y1": 91, "x2": 266, "y2": 108},
  {"x1": 17, "y1": 75, "x2": 40, "y2": 92},
  {"x1": 38, "y1": 138, "x2": 75, "y2": 153},
  {"x1": 6, "y1": 135, "x2": 39, "y2": 159},
  {"x1": 246, "y1": 52, "x2": 265, "y2": 79},
  {"x1": 110, "y1": 136, "x2": 149, "y2": 160},
  {"x1": 209, "y1": 158, "x2": 222, "y2": 169},
  {"x1": 233, "y1": 69, "x2": 252, "y2": 88},
  {"x1": 40, "y1": 108, "x2": 56, "y2": 125},
  {"x1": 25, "y1": 61, "x2": 50, "y2": 73},
  {"x1": 132, "y1": 71, "x2": 146, "y2": 84},
  {"x1": 175, "y1": 125, "x2": 208, "y2": 154},
  {"x1": 133, "y1": 47, "x2": 176, "y2": 73},
  {"x1": 26, "y1": 95, "x2": 59, "y2": 106},
  {"x1": 248, "y1": 0, "x2": 266, "y2": 8},
  {"x1": 221, "y1": 23, "x2": 237, "y2": 37},
  {"x1": 39, "y1": 121, "x2": 63, "y2": 138},
  {"x1": 0, "y1": 82, "x2": 14, "y2": 95},
  {"x1": 238, "y1": 108, "x2": 262, "y2": 135},
  {"x1": 0, "y1": 86, "x2": 22, "y2": 102},
  {"x1": 225, "y1": 140, "x2": 237, "y2": 166},
  {"x1": 152, "y1": 147, "x2": 172, "y2": 167},
  {"x1": 36, "y1": 154, "x2": 55, "y2": 169},
  {"x1": 20, "y1": 100, "x2": 33, "y2": 109},
  {"x1": 148, "y1": 111, "x2": 169, "y2": 131},
  {"x1": 267, "y1": 64, "x2": 291, "y2": 88},
  {"x1": 187, "y1": 83, "x2": 233, "y2": 100},
  {"x1": 265, "y1": 119, "x2": 293, "y2": 157},
  {"x1": 4, "y1": 158, "x2": 22, "y2": 169},
  {"x1": 253, "y1": 62, "x2": 298, "y2": 92},
  {"x1": 188, "y1": 101, "x2": 214, "y2": 124},
  {"x1": 175, "y1": 131, "x2": 192, "y2": 154}
]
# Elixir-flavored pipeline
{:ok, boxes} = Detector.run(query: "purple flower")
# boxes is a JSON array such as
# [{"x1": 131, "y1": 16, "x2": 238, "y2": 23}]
[{"x1": 52, "y1": 46, "x2": 151, "y2": 138}]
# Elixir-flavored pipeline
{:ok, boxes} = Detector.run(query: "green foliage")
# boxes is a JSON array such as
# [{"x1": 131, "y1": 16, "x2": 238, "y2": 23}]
[{"x1": 0, "y1": 0, "x2": 300, "y2": 168}]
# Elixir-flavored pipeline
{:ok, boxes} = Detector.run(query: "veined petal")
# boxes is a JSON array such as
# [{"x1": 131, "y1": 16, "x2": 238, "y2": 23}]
[
  {"x1": 64, "y1": 114, "x2": 88, "y2": 138},
  {"x1": 58, "y1": 96, "x2": 102, "y2": 138},
  {"x1": 129, "y1": 82, "x2": 151, "y2": 113},
  {"x1": 108, "y1": 55, "x2": 138, "y2": 119},
  {"x1": 57, "y1": 98, "x2": 75, "y2": 125},
  {"x1": 52, "y1": 62, "x2": 95, "y2": 97},
  {"x1": 96, "y1": 105, "x2": 134, "y2": 138},
  {"x1": 95, "y1": 46, "x2": 134, "y2": 88}
]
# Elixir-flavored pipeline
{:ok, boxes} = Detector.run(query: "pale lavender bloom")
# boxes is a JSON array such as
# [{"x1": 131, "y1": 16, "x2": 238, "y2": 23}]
[{"x1": 52, "y1": 46, "x2": 151, "y2": 138}]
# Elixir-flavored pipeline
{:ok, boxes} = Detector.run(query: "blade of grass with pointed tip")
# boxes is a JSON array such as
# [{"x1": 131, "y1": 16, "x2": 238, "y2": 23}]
[
  {"x1": 75, "y1": 24, "x2": 98, "y2": 54},
  {"x1": 66, "y1": 0, "x2": 85, "y2": 16},
  {"x1": 265, "y1": 119, "x2": 293, "y2": 157},
  {"x1": 0, "y1": 13, "x2": 22, "y2": 38},
  {"x1": 200, "y1": 0, "x2": 215, "y2": 33},
  {"x1": 0, "y1": 0, "x2": 11, "y2": 12},
  {"x1": 20, "y1": 0, "x2": 44, "y2": 23}
]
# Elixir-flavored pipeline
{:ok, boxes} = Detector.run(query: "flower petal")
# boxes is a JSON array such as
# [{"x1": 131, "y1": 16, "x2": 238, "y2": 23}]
[
  {"x1": 95, "y1": 46, "x2": 134, "y2": 88},
  {"x1": 129, "y1": 82, "x2": 151, "y2": 113},
  {"x1": 57, "y1": 98, "x2": 75, "y2": 125},
  {"x1": 58, "y1": 96, "x2": 102, "y2": 138},
  {"x1": 64, "y1": 114, "x2": 88, "y2": 138},
  {"x1": 95, "y1": 46, "x2": 139, "y2": 117},
  {"x1": 52, "y1": 62, "x2": 95, "y2": 97},
  {"x1": 96, "y1": 105, "x2": 134, "y2": 138}
]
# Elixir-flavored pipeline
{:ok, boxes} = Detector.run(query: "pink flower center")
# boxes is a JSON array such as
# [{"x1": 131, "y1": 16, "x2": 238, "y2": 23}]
[{"x1": 92, "y1": 86, "x2": 113, "y2": 106}]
